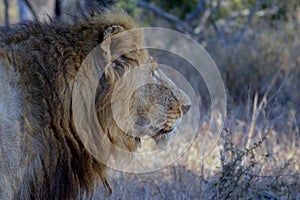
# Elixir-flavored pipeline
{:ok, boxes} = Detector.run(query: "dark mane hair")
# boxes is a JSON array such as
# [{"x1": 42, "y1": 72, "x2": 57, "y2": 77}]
[{"x1": 0, "y1": 7, "x2": 139, "y2": 199}]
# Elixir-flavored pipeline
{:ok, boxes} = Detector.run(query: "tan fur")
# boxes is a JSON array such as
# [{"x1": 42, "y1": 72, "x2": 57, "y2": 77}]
[{"x1": 0, "y1": 8, "x2": 190, "y2": 199}]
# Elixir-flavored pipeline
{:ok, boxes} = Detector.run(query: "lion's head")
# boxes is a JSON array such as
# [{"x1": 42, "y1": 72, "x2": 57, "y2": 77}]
[
  {"x1": 99, "y1": 26, "x2": 191, "y2": 143},
  {"x1": 73, "y1": 22, "x2": 191, "y2": 189},
  {"x1": 73, "y1": 21, "x2": 191, "y2": 163}
]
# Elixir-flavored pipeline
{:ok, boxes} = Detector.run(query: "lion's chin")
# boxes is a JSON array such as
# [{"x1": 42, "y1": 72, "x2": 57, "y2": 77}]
[{"x1": 152, "y1": 127, "x2": 176, "y2": 144}]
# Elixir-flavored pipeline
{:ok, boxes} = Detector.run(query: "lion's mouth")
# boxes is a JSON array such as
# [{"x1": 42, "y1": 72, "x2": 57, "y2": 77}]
[
  {"x1": 151, "y1": 127, "x2": 176, "y2": 143},
  {"x1": 158, "y1": 127, "x2": 175, "y2": 134}
]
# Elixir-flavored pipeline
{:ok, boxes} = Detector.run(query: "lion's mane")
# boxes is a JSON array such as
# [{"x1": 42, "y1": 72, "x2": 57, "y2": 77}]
[{"x1": 0, "y1": 8, "x2": 147, "y2": 199}]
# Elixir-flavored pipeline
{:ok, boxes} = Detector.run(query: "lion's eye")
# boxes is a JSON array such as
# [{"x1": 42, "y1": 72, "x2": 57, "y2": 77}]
[{"x1": 152, "y1": 70, "x2": 159, "y2": 80}]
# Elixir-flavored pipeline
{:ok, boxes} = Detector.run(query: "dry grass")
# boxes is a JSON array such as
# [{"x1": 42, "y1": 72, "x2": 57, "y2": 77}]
[
  {"x1": 93, "y1": 113, "x2": 299, "y2": 200},
  {"x1": 95, "y1": 111, "x2": 299, "y2": 199}
]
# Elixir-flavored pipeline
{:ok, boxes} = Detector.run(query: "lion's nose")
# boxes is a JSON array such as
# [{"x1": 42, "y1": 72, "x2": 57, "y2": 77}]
[{"x1": 181, "y1": 104, "x2": 191, "y2": 115}]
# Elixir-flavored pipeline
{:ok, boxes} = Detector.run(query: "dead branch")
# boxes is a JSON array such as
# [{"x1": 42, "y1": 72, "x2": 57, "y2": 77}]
[
  {"x1": 184, "y1": 0, "x2": 206, "y2": 23},
  {"x1": 208, "y1": 0, "x2": 225, "y2": 43},
  {"x1": 55, "y1": 0, "x2": 62, "y2": 18},
  {"x1": 235, "y1": 1, "x2": 260, "y2": 45},
  {"x1": 137, "y1": 0, "x2": 194, "y2": 34},
  {"x1": 23, "y1": 0, "x2": 38, "y2": 19},
  {"x1": 193, "y1": 8, "x2": 211, "y2": 34},
  {"x1": 4, "y1": 0, "x2": 9, "y2": 26}
]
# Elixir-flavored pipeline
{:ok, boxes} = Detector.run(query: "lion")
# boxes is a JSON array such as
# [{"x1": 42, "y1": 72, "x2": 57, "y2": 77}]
[{"x1": 0, "y1": 8, "x2": 191, "y2": 199}]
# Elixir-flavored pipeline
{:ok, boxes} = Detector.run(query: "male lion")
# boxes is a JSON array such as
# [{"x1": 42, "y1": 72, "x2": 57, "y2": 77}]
[{"x1": 0, "y1": 8, "x2": 191, "y2": 199}]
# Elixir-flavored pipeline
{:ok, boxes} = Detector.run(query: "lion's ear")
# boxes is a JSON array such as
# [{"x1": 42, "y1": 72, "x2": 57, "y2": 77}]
[
  {"x1": 100, "y1": 25, "x2": 145, "y2": 68},
  {"x1": 100, "y1": 25, "x2": 125, "y2": 66}
]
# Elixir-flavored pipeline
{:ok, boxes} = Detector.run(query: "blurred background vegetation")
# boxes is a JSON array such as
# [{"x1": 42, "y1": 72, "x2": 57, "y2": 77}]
[{"x1": 1, "y1": 0, "x2": 299, "y2": 199}]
